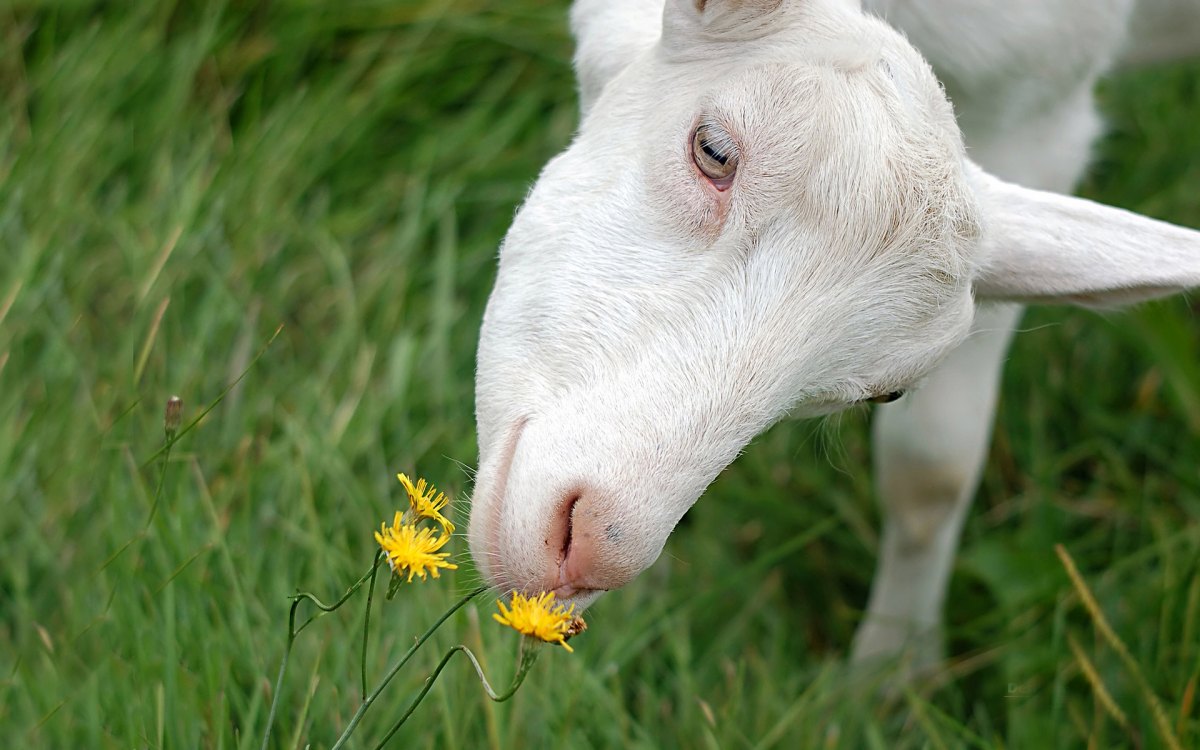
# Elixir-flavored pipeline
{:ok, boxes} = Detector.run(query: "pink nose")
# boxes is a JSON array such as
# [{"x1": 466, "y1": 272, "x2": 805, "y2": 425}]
[{"x1": 550, "y1": 487, "x2": 636, "y2": 596}]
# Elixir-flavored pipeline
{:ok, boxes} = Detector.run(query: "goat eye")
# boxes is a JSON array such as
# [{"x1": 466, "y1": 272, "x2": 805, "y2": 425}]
[
  {"x1": 868, "y1": 391, "x2": 906, "y2": 404},
  {"x1": 691, "y1": 120, "x2": 739, "y2": 186}
]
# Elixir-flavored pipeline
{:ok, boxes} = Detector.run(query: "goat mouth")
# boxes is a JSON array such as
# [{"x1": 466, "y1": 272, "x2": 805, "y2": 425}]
[{"x1": 548, "y1": 584, "x2": 605, "y2": 612}]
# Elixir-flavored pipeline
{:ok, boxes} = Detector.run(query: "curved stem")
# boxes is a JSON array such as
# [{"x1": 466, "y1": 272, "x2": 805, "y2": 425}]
[
  {"x1": 374, "y1": 640, "x2": 539, "y2": 749},
  {"x1": 330, "y1": 585, "x2": 488, "y2": 750},
  {"x1": 292, "y1": 558, "x2": 381, "y2": 636}
]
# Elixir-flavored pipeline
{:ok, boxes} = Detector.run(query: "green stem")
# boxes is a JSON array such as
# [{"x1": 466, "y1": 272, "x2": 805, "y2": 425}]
[
  {"x1": 142, "y1": 324, "x2": 282, "y2": 469},
  {"x1": 373, "y1": 639, "x2": 540, "y2": 749},
  {"x1": 260, "y1": 557, "x2": 382, "y2": 749},
  {"x1": 330, "y1": 585, "x2": 488, "y2": 750},
  {"x1": 259, "y1": 598, "x2": 301, "y2": 750},
  {"x1": 361, "y1": 550, "x2": 384, "y2": 699},
  {"x1": 144, "y1": 430, "x2": 174, "y2": 528}
]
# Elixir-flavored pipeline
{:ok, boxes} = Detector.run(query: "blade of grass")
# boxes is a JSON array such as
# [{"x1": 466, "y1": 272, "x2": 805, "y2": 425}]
[{"x1": 1057, "y1": 544, "x2": 1183, "y2": 750}]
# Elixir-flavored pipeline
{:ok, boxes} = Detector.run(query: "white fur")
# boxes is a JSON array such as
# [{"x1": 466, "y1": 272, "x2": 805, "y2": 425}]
[
  {"x1": 1124, "y1": 0, "x2": 1200, "y2": 64},
  {"x1": 469, "y1": 0, "x2": 1200, "y2": 666}
]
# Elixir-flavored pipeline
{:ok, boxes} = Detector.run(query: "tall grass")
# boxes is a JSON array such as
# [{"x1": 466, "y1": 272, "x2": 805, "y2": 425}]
[{"x1": 1, "y1": 1, "x2": 1198, "y2": 747}]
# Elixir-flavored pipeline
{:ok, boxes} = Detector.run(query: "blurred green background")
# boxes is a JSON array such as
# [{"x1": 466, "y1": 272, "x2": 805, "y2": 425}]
[{"x1": 1, "y1": 1, "x2": 1198, "y2": 747}]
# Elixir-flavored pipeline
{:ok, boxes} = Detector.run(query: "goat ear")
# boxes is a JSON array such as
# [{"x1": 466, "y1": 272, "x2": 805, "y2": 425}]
[
  {"x1": 571, "y1": 1, "x2": 664, "y2": 115},
  {"x1": 971, "y1": 166, "x2": 1200, "y2": 307},
  {"x1": 661, "y1": 0, "x2": 786, "y2": 47}
]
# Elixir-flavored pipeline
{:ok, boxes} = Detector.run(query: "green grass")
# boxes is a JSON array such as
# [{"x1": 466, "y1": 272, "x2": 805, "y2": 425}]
[{"x1": 2, "y1": 2, "x2": 1198, "y2": 747}]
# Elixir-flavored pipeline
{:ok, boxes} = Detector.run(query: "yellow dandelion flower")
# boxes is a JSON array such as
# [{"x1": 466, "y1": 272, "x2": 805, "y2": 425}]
[
  {"x1": 374, "y1": 512, "x2": 458, "y2": 582},
  {"x1": 397, "y1": 473, "x2": 454, "y2": 534},
  {"x1": 493, "y1": 591, "x2": 579, "y2": 652}
]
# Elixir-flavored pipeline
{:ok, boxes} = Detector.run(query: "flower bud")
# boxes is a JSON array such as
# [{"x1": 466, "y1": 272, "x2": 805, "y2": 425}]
[{"x1": 164, "y1": 396, "x2": 182, "y2": 440}]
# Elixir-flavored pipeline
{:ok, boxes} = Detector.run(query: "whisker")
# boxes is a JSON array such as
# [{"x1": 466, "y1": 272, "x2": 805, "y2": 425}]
[{"x1": 443, "y1": 454, "x2": 479, "y2": 481}]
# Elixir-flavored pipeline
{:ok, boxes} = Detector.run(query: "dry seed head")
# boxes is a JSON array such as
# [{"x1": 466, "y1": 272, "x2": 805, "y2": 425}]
[{"x1": 564, "y1": 616, "x2": 588, "y2": 640}]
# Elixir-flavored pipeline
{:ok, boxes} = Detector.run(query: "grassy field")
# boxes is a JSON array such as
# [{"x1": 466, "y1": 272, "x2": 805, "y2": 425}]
[{"x1": 2, "y1": 1, "x2": 1199, "y2": 748}]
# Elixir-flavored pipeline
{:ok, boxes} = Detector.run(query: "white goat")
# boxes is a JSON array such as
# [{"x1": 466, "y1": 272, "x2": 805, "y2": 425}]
[{"x1": 468, "y1": 0, "x2": 1200, "y2": 670}]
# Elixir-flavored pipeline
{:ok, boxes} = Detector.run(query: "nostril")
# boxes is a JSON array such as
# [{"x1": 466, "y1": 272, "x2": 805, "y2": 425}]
[
  {"x1": 557, "y1": 492, "x2": 581, "y2": 564},
  {"x1": 552, "y1": 488, "x2": 626, "y2": 595}
]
